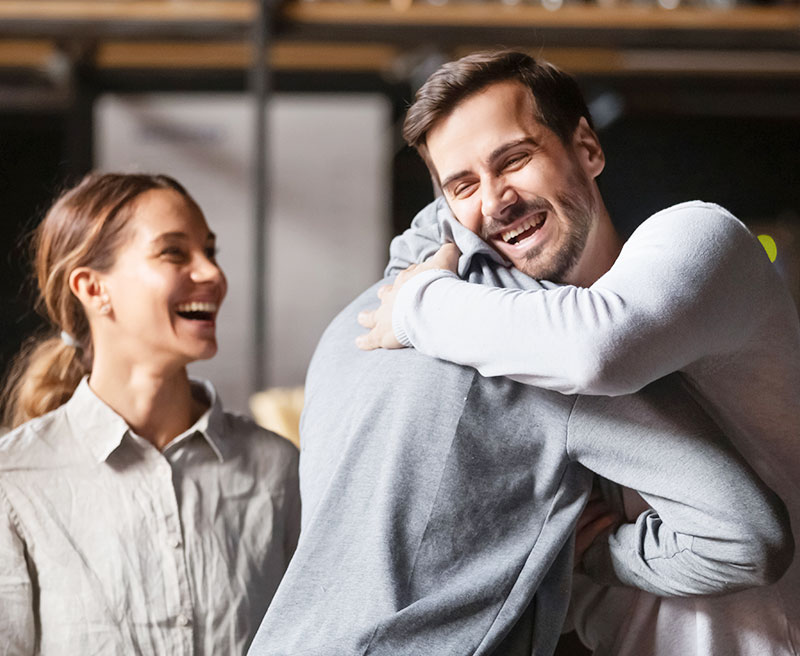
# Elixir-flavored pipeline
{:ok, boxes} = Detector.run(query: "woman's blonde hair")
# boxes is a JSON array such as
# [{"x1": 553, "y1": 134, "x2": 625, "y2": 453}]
[{"x1": 1, "y1": 172, "x2": 191, "y2": 428}]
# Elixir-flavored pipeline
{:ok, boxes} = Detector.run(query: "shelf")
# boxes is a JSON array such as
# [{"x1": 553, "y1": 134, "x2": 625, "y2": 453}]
[
  {"x1": 0, "y1": 1, "x2": 255, "y2": 39},
  {"x1": 279, "y1": 3, "x2": 800, "y2": 49},
  {"x1": 0, "y1": 1, "x2": 799, "y2": 71}
]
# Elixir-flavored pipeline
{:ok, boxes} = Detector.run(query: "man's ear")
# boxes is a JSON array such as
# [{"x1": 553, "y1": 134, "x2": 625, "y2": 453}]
[
  {"x1": 68, "y1": 267, "x2": 107, "y2": 317},
  {"x1": 572, "y1": 117, "x2": 605, "y2": 179}
]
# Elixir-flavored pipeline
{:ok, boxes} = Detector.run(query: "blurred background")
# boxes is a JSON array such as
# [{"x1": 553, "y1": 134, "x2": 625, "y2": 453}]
[{"x1": 1, "y1": 0, "x2": 799, "y2": 422}]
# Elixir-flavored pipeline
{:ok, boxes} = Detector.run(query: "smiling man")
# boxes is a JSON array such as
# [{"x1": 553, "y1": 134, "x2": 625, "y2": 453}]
[
  {"x1": 425, "y1": 78, "x2": 614, "y2": 288},
  {"x1": 357, "y1": 50, "x2": 800, "y2": 655}
]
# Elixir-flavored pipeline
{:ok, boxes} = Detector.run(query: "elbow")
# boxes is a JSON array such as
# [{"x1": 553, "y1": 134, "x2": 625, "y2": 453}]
[
  {"x1": 750, "y1": 505, "x2": 795, "y2": 586},
  {"x1": 564, "y1": 345, "x2": 646, "y2": 397},
  {"x1": 723, "y1": 507, "x2": 795, "y2": 590}
]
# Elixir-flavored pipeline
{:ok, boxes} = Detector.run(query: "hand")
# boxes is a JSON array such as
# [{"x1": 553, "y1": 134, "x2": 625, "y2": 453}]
[
  {"x1": 356, "y1": 243, "x2": 460, "y2": 351},
  {"x1": 575, "y1": 492, "x2": 621, "y2": 566}
]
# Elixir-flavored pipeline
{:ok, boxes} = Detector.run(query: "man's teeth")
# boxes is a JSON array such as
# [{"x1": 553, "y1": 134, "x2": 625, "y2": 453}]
[
  {"x1": 501, "y1": 214, "x2": 546, "y2": 244},
  {"x1": 176, "y1": 301, "x2": 217, "y2": 313}
]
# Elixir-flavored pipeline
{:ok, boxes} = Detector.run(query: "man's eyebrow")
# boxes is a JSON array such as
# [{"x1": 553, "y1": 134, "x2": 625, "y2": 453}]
[
  {"x1": 487, "y1": 137, "x2": 537, "y2": 165},
  {"x1": 440, "y1": 137, "x2": 538, "y2": 192},
  {"x1": 440, "y1": 169, "x2": 472, "y2": 193}
]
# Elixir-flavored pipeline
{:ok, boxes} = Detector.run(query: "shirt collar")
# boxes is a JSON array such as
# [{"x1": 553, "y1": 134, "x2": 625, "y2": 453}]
[
  {"x1": 65, "y1": 377, "x2": 229, "y2": 464},
  {"x1": 164, "y1": 379, "x2": 228, "y2": 463},
  {"x1": 65, "y1": 377, "x2": 130, "y2": 464}
]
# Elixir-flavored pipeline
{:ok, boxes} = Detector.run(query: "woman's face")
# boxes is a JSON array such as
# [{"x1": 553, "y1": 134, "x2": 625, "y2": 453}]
[{"x1": 97, "y1": 188, "x2": 227, "y2": 368}]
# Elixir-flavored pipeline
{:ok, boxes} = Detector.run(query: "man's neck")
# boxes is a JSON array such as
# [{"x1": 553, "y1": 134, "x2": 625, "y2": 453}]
[{"x1": 565, "y1": 209, "x2": 623, "y2": 287}]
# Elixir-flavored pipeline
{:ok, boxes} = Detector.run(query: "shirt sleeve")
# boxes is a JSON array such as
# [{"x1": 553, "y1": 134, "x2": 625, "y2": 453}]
[
  {"x1": 566, "y1": 375, "x2": 793, "y2": 596},
  {"x1": 392, "y1": 203, "x2": 775, "y2": 395},
  {"x1": 0, "y1": 486, "x2": 36, "y2": 655}
]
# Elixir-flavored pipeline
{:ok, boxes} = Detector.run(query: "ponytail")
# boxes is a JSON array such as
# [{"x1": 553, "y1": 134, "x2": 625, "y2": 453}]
[{"x1": 2, "y1": 335, "x2": 88, "y2": 429}]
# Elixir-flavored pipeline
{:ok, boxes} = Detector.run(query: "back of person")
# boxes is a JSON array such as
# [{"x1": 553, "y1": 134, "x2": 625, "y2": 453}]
[{"x1": 254, "y1": 280, "x2": 591, "y2": 655}]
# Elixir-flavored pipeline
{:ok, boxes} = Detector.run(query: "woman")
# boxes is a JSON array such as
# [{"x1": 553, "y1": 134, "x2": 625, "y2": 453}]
[{"x1": 0, "y1": 173, "x2": 300, "y2": 654}]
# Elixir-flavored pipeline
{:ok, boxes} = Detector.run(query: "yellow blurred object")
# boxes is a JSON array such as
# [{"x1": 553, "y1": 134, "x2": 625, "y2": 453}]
[{"x1": 249, "y1": 386, "x2": 305, "y2": 449}]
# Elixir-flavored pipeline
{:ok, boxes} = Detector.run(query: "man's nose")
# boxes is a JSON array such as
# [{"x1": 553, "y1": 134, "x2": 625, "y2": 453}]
[{"x1": 481, "y1": 177, "x2": 516, "y2": 219}]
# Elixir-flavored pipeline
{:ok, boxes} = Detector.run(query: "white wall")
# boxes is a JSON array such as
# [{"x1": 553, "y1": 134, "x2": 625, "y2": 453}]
[{"x1": 96, "y1": 93, "x2": 390, "y2": 413}]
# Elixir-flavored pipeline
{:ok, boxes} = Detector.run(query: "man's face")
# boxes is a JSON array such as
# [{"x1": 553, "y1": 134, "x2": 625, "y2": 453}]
[{"x1": 426, "y1": 80, "x2": 603, "y2": 283}]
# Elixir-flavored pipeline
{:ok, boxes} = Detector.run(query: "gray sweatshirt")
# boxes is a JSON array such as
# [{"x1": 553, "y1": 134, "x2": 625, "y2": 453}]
[
  {"x1": 388, "y1": 199, "x2": 800, "y2": 655},
  {"x1": 247, "y1": 225, "x2": 791, "y2": 656}
]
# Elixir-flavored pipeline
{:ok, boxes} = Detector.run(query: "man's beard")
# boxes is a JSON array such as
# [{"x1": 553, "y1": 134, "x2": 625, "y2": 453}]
[{"x1": 480, "y1": 172, "x2": 596, "y2": 282}]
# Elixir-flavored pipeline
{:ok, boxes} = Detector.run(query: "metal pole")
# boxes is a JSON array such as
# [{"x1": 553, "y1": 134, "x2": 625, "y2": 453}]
[{"x1": 250, "y1": 0, "x2": 269, "y2": 392}]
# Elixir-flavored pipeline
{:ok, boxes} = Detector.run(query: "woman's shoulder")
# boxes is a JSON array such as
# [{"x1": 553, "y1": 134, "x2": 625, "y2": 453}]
[{"x1": 0, "y1": 406, "x2": 71, "y2": 473}]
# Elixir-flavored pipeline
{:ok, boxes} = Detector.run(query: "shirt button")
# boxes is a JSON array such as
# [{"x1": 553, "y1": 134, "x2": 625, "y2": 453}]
[
  {"x1": 176, "y1": 613, "x2": 191, "y2": 627},
  {"x1": 170, "y1": 537, "x2": 182, "y2": 549}
]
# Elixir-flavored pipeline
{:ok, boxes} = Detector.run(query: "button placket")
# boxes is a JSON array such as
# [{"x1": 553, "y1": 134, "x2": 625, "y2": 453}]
[{"x1": 153, "y1": 449, "x2": 194, "y2": 654}]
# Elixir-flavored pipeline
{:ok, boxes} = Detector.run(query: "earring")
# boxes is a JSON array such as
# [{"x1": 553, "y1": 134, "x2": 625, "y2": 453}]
[{"x1": 99, "y1": 293, "x2": 111, "y2": 315}]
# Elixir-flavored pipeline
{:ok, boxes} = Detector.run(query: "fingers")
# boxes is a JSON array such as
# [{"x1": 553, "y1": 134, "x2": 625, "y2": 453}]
[
  {"x1": 355, "y1": 331, "x2": 378, "y2": 351},
  {"x1": 357, "y1": 310, "x2": 376, "y2": 329},
  {"x1": 377, "y1": 284, "x2": 392, "y2": 300},
  {"x1": 431, "y1": 243, "x2": 461, "y2": 273},
  {"x1": 575, "y1": 512, "x2": 619, "y2": 563},
  {"x1": 576, "y1": 498, "x2": 612, "y2": 531},
  {"x1": 395, "y1": 264, "x2": 417, "y2": 286},
  {"x1": 355, "y1": 328, "x2": 404, "y2": 351}
]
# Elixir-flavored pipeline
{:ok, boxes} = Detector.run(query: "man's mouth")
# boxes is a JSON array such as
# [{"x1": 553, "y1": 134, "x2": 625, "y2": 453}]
[
  {"x1": 499, "y1": 212, "x2": 547, "y2": 246},
  {"x1": 175, "y1": 301, "x2": 218, "y2": 321}
]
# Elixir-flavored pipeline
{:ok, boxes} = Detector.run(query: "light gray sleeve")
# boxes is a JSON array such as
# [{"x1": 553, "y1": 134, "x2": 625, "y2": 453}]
[
  {"x1": 566, "y1": 375, "x2": 793, "y2": 597},
  {"x1": 0, "y1": 486, "x2": 36, "y2": 654},
  {"x1": 392, "y1": 203, "x2": 776, "y2": 395}
]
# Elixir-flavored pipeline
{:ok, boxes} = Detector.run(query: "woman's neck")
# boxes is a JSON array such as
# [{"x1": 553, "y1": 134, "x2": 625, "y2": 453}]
[{"x1": 88, "y1": 355, "x2": 203, "y2": 451}]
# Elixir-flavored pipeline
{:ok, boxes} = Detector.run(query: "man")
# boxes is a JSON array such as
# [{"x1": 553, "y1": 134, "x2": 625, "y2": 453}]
[
  {"x1": 246, "y1": 187, "x2": 791, "y2": 653},
  {"x1": 356, "y1": 50, "x2": 800, "y2": 654}
]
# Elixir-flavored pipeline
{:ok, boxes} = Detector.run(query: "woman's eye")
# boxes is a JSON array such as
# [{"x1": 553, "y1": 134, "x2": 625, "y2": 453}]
[{"x1": 161, "y1": 247, "x2": 187, "y2": 260}]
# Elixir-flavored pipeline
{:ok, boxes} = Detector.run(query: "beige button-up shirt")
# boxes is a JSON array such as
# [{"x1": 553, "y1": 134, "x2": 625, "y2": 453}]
[{"x1": 0, "y1": 378, "x2": 300, "y2": 655}]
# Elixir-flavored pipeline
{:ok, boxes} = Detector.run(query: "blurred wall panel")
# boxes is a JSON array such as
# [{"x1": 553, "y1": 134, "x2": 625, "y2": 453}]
[{"x1": 96, "y1": 93, "x2": 390, "y2": 412}]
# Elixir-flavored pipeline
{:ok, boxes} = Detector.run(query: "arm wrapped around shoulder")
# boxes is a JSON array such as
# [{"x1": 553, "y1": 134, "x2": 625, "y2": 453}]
[{"x1": 569, "y1": 374, "x2": 794, "y2": 597}]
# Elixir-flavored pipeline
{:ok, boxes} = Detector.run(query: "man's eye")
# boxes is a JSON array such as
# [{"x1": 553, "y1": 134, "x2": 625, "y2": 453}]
[
  {"x1": 452, "y1": 182, "x2": 475, "y2": 198},
  {"x1": 205, "y1": 246, "x2": 219, "y2": 260},
  {"x1": 504, "y1": 154, "x2": 528, "y2": 169}
]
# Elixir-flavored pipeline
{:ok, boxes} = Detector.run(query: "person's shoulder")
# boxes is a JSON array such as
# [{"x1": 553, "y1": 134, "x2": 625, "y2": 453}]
[
  {"x1": 640, "y1": 201, "x2": 747, "y2": 237},
  {"x1": 625, "y1": 201, "x2": 757, "y2": 261},
  {"x1": 0, "y1": 407, "x2": 70, "y2": 473},
  {"x1": 219, "y1": 410, "x2": 299, "y2": 467}
]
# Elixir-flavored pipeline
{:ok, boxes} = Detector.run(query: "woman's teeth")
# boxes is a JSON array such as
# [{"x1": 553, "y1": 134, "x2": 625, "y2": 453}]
[
  {"x1": 176, "y1": 301, "x2": 217, "y2": 313},
  {"x1": 176, "y1": 301, "x2": 217, "y2": 320},
  {"x1": 501, "y1": 213, "x2": 546, "y2": 244}
]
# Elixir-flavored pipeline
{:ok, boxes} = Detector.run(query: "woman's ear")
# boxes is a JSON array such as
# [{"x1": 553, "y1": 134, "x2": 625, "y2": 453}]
[
  {"x1": 68, "y1": 267, "x2": 108, "y2": 317},
  {"x1": 572, "y1": 117, "x2": 605, "y2": 179}
]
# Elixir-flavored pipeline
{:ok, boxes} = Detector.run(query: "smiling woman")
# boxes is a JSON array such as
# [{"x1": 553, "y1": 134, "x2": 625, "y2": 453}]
[{"x1": 0, "y1": 173, "x2": 300, "y2": 655}]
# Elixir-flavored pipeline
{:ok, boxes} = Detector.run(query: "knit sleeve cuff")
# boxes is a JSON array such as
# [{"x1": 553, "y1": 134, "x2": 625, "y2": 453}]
[{"x1": 392, "y1": 268, "x2": 459, "y2": 348}]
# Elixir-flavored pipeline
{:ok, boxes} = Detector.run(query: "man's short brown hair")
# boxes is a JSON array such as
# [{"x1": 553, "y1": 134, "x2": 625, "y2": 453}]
[{"x1": 403, "y1": 50, "x2": 593, "y2": 169}]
